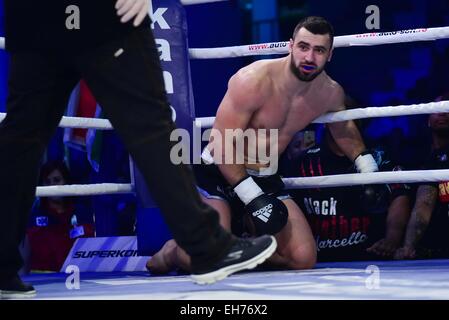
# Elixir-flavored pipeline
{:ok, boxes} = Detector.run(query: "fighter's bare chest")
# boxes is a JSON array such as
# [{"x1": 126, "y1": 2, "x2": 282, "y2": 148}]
[{"x1": 249, "y1": 96, "x2": 325, "y2": 132}]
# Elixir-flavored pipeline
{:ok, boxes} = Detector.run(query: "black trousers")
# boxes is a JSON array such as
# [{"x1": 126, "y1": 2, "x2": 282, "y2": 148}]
[{"x1": 0, "y1": 27, "x2": 232, "y2": 277}]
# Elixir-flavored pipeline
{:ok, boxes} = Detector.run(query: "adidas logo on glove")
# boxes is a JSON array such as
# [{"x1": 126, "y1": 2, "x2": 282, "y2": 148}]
[
  {"x1": 233, "y1": 176, "x2": 288, "y2": 235},
  {"x1": 252, "y1": 203, "x2": 273, "y2": 222}
]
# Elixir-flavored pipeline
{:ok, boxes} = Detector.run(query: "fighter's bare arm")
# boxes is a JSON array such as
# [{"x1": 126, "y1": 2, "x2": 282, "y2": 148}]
[
  {"x1": 404, "y1": 184, "x2": 438, "y2": 248},
  {"x1": 210, "y1": 69, "x2": 269, "y2": 185},
  {"x1": 326, "y1": 84, "x2": 367, "y2": 161}
]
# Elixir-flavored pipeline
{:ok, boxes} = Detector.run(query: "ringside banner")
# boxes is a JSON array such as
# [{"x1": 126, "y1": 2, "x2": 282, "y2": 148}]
[{"x1": 61, "y1": 236, "x2": 150, "y2": 272}]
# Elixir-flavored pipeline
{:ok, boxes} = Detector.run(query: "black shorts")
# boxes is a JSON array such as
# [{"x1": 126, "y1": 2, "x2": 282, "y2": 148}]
[{"x1": 193, "y1": 162, "x2": 291, "y2": 236}]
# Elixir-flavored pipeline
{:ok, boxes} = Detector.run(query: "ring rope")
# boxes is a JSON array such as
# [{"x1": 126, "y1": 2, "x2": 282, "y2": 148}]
[
  {"x1": 1, "y1": 26, "x2": 448, "y2": 54},
  {"x1": 58, "y1": 116, "x2": 113, "y2": 129},
  {"x1": 1, "y1": 100, "x2": 446, "y2": 130},
  {"x1": 36, "y1": 183, "x2": 134, "y2": 197},
  {"x1": 188, "y1": 26, "x2": 449, "y2": 59},
  {"x1": 0, "y1": 113, "x2": 114, "y2": 130},
  {"x1": 29, "y1": 98, "x2": 448, "y2": 197},
  {"x1": 283, "y1": 169, "x2": 449, "y2": 189},
  {"x1": 36, "y1": 169, "x2": 449, "y2": 197},
  {"x1": 21, "y1": 100, "x2": 449, "y2": 198},
  {"x1": 195, "y1": 100, "x2": 449, "y2": 128},
  {"x1": 0, "y1": 100, "x2": 446, "y2": 131}
]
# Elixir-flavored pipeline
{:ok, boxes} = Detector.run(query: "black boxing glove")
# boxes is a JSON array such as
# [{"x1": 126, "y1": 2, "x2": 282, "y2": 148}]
[
  {"x1": 245, "y1": 193, "x2": 289, "y2": 236},
  {"x1": 354, "y1": 151, "x2": 388, "y2": 213},
  {"x1": 252, "y1": 174, "x2": 286, "y2": 194},
  {"x1": 360, "y1": 184, "x2": 390, "y2": 214},
  {"x1": 233, "y1": 176, "x2": 288, "y2": 236}
]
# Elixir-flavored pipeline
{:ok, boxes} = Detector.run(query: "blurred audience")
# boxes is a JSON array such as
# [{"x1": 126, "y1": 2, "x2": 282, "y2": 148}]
[
  {"x1": 26, "y1": 160, "x2": 95, "y2": 272},
  {"x1": 395, "y1": 93, "x2": 449, "y2": 259}
]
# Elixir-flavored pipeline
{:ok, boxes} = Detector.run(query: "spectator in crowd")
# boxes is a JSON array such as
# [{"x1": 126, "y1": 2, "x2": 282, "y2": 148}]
[
  {"x1": 395, "y1": 93, "x2": 449, "y2": 259},
  {"x1": 26, "y1": 160, "x2": 95, "y2": 271}
]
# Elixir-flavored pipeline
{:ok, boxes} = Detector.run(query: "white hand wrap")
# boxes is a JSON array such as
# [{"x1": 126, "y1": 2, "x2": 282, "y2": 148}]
[
  {"x1": 233, "y1": 176, "x2": 264, "y2": 205},
  {"x1": 354, "y1": 152, "x2": 379, "y2": 173}
]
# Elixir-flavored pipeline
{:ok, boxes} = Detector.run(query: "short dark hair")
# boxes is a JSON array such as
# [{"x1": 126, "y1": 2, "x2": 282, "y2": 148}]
[
  {"x1": 292, "y1": 16, "x2": 334, "y2": 48},
  {"x1": 39, "y1": 160, "x2": 71, "y2": 185}
]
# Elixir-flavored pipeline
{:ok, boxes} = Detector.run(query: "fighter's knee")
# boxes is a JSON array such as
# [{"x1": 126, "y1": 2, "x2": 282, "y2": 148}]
[
  {"x1": 146, "y1": 239, "x2": 179, "y2": 274},
  {"x1": 287, "y1": 246, "x2": 317, "y2": 270},
  {"x1": 163, "y1": 239, "x2": 178, "y2": 253},
  {"x1": 157, "y1": 239, "x2": 178, "y2": 264}
]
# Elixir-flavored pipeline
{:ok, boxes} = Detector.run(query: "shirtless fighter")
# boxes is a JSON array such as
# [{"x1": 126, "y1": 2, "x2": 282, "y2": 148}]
[{"x1": 147, "y1": 16, "x2": 379, "y2": 273}]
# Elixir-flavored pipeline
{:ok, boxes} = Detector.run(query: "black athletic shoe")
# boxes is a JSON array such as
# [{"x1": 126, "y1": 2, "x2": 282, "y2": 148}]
[
  {"x1": 191, "y1": 235, "x2": 277, "y2": 285},
  {"x1": 0, "y1": 275, "x2": 36, "y2": 299}
]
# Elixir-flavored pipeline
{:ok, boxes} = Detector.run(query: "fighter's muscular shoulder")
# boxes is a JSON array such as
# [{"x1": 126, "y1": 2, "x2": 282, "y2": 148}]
[
  {"x1": 224, "y1": 61, "x2": 273, "y2": 113},
  {"x1": 213, "y1": 61, "x2": 273, "y2": 131},
  {"x1": 322, "y1": 76, "x2": 346, "y2": 112}
]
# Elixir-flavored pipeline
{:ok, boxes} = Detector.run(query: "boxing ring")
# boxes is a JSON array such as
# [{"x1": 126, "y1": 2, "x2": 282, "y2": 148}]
[
  {"x1": 1, "y1": 0, "x2": 449, "y2": 300},
  {"x1": 21, "y1": 259, "x2": 449, "y2": 299}
]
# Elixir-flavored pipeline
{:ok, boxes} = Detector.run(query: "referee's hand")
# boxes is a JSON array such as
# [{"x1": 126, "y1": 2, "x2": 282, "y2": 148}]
[{"x1": 115, "y1": 0, "x2": 149, "y2": 27}]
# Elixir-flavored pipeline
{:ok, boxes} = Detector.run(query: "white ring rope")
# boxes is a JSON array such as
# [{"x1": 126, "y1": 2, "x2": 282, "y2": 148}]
[
  {"x1": 195, "y1": 100, "x2": 449, "y2": 128},
  {"x1": 189, "y1": 26, "x2": 449, "y2": 59},
  {"x1": 313, "y1": 101, "x2": 449, "y2": 123},
  {"x1": 36, "y1": 183, "x2": 133, "y2": 197},
  {"x1": 283, "y1": 169, "x2": 449, "y2": 189},
  {"x1": 23, "y1": 99, "x2": 448, "y2": 198},
  {"x1": 0, "y1": 113, "x2": 114, "y2": 130},
  {"x1": 1, "y1": 26, "x2": 448, "y2": 54},
  {"x1": 58, "y1": 116, "x2": 113, "y2": 129},
  {"x1": 36, "y1": 169, "x2": 449, "y2": 197},
  {"x1": 1, "y1": 100, "x2": 446, "y2": 131}
]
